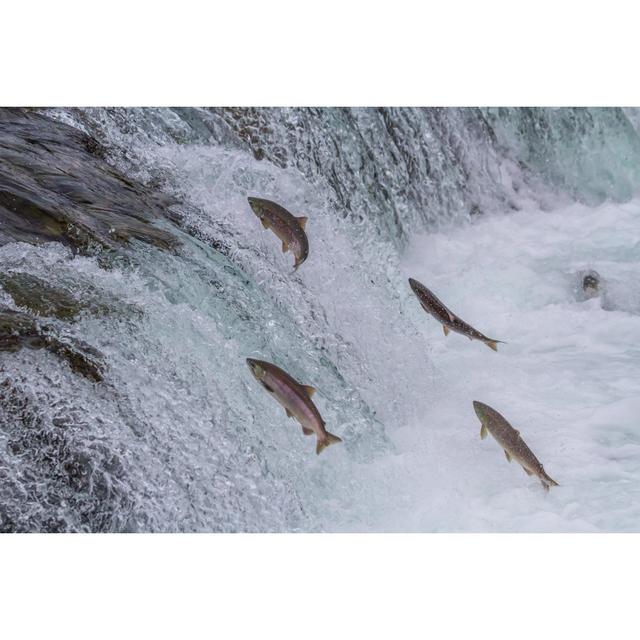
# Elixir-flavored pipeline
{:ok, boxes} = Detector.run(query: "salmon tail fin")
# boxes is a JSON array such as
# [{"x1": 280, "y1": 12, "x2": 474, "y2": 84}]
[
  {"x1": 292, "y1": 257, "x2": 307, "y2": 272},
  {"x1": 485, "y1": 339, "x2": 505, "y2": 352},
  {"x1": 540, "y1": 469, "x2": 559, "y2": 489},
  {"x1": 316, "y1": 431, "x2": 342, "y2": 455}
]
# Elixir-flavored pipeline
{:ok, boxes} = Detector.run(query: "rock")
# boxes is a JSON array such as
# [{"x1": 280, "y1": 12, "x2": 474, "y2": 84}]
[
  {"x1": 0, "y1": 306, "x2": 104, "y2": 382},
  {"x1": 0, "y1": 272, "x2": 84, "y2": 320},
  {"x1": 0, "y1": 109, "x2": 179, "y2": 253},
  {"x1": 0, "y1": 271, "x2": 142, "y2": 322}
]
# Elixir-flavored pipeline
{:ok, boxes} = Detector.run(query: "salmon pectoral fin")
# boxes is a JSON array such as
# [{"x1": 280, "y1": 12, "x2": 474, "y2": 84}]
[
  {"x1": 297, "y1": 216, "x2": 308, "y2": 230},
  {"x1": 302, "y1": 426, "x2": 314, "y2": 436},
  {"x1": 260, "y1": 218, "x2": 270, "y2": 229},
  {"x1": 443, "y1": 325, "x2": 450, "y2": 336},
  {"x1": 522, "y1": 466, "x2": 533, "y2": 476},
  {"x1": 504, "y1": 450, "x2": 512, "y2": 463},
  {"x1": 316, "y1": 431, "x2": 343, "y2": 455},
  {"x1": 302, "y1": 385, "x2": 316, "y2": 398},
  {"x1": 282, "y1": 241, "x2": 289, "y2": 253},
  {"x1": 480, "y1": 424, "x2": 488, "y2": 439},
  {"x1": 285, "y1": 408, "x2": 294, "y2": 419}
]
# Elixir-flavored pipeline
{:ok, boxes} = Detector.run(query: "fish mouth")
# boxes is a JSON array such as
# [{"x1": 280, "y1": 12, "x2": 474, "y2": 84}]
[
  {"x1": 247, "y1": 197, "x2": 260, "y2": 214},
  {"x1": 472, "y1": 400, "x2": 485, "y2": 416}
]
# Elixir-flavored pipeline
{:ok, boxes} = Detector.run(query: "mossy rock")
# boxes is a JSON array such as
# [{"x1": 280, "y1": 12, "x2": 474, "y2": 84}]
[
  {"x1": 0, "y1": 272, "x2": 84, "y2": 320},
  {"x1": 0, "y1": 307, "x2": 104, "y2": 382},
  {"x1": 0, "y1": 271, "x2": 142, "y2": 322}
]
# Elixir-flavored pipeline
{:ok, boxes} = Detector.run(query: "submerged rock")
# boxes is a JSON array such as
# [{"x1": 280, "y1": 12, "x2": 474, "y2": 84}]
[
  {"x1": 0, "y1": 307, "x2": 104, "y2": 382},
  {"x1": 0, "y1": 272, "x2": 85, "y2": 320},
  {"x1": 574, "y1": 269, "x2": 602, "y2": 302},
  {"x1": 0, "y1": 271, "x2": 142, "y2": 322},
  {"x1": 582, "y1": 270, "x2": 601, "y2": 298}
]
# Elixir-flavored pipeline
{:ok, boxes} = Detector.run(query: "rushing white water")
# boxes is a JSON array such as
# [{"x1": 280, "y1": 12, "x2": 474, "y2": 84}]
[
  {"x1": 2, "y1": 108, "x2": 639, "y2": 531},
  {"x1": 341, "y1": 199, "x2": 640, "y2": 532}
]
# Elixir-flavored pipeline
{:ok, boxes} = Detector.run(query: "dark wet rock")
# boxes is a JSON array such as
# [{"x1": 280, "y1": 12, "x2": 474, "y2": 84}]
[
  {"x1": 0, "y1": 109, "x2": 179, "y2": 253},
  {"x1": 583, "y1": 270, "x2": 601, "y2": 296},
  {"x1": 0, "y1": 271, "x2": 142, "y2": 322},
  {"x1": 0, "y1": 272, "x2": 84, "y2": 320},
  {"x1": 574, "y1": 269, "x2": 602, "y2": 302},
  {"x1": 45, "y1": 339, "x2": 104, "y2": 382},
  {"x1": 0, "y1": 307, "x2": 104, "y2": 381}
]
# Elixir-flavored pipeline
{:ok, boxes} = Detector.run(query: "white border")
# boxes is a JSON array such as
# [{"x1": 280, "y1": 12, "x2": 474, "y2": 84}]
[
  {"x1": 3, "y1": 1, "x2": 640, "y2": 105},
  {"x1": 2, "y1": 2, "x2": 639, "y2": 638},
  {"x1": 0, "y1": 534, "x2": 637, "y2": 638}
]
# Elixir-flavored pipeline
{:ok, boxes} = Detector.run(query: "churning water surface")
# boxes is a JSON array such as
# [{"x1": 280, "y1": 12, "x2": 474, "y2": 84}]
[{"x1": 1, "y1": 108, "x2": 639, "y2": 531}]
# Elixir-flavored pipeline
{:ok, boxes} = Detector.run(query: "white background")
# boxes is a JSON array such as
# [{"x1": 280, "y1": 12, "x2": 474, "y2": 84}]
[{"x1": 2, "y1": 1, "x2": 639, "y2": 638}]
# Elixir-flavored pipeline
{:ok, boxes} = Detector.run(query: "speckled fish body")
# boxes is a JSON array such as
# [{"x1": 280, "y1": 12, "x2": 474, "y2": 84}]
[
  {"x1": 473, "y1": 401, "x2": 558, "y2": 490},
  {"x1": 247, "y1": 197, "x2": 309, "y2": 270},
  {"x1": 408, "y1": 277, "x2": 503, "y2": 351}
]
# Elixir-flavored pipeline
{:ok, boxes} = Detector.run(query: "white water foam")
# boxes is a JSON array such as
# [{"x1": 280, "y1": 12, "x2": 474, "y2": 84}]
[{"x1": 336, "y1": 199, "x2": 640, "y2": 531}]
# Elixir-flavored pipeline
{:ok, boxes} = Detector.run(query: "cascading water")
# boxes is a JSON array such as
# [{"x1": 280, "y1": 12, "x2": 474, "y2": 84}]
[{"x1": 1, "y1": 107, "x2": 639, "y2": 532}]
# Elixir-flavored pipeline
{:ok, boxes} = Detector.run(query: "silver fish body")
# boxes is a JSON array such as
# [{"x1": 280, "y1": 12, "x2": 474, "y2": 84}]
[
  {"x1": 473, "y1": 400, "x2": 558, "y2": 490},
  {"x1": 408, "y1": 277, "x2": 503, "y2": 351},
  {"x1": 246, "y1": 358, "x2": 341, "y2": 454}
]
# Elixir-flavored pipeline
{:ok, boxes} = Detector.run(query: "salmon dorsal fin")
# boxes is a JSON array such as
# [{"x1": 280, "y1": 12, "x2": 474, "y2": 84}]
[
  {"x1": 504, "y1": 450, "x2": 512, "y2": 463},
  {"x1": 297, "y1": 216, "x2": 308, "y2": 230},
  {"x1": 282, "y1": 240, "x2": 289, "y2": 253},
  {"x1": 302, "y1": 385, "x2": 316, "y2": 398}
]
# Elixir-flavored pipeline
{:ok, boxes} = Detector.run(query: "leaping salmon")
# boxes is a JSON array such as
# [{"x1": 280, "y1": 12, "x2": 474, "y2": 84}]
[
  {"x1": 408, "y1": 277, "x2": 504, "y2": 351},
  {"x1": 246, "y1": 358, "x2": 342, "y2": 455},
  {"x1": 247, "y1": 197, "x2": 309, "y2": 270},
  {"x1": 473, "y1": 400, "x2": 559, "y2": 490}
]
